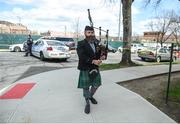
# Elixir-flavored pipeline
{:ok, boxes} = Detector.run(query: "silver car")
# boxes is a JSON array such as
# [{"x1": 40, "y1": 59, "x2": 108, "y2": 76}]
[
  {"x1": 138, "y1": 47, "x2": 177, "y2": 62},
  {"x1": 31, "y1": 39, "x2": 71, "y2": 61}
]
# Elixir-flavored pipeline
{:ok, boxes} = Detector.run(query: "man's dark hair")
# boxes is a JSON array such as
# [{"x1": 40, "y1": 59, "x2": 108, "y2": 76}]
[{"x1": 84, "y1": 26, "x2": 94, "y2": 31}]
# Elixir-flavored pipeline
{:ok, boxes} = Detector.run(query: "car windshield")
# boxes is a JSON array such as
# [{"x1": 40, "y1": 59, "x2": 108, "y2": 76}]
[
  {"x1": 137, "y1": 44, "x2": 143, "y2": 47},
  {"x1": 148, "y1": 47, "x2": 157, "y2": 51},
  {"x1": 46, "y1": 41, "x2": 65, "y2": 46},
  {"x1": 55, "y1": 37, "x2": 74, "y2": 42},
  {"x1": 131, "y1": 44, "x2": 143, "y2": 47}
]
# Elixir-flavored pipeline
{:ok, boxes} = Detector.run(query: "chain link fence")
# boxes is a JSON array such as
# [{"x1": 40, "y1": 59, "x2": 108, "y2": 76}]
[{"x1": 0, "y1": 33, "x2": 41, "y2": 49}]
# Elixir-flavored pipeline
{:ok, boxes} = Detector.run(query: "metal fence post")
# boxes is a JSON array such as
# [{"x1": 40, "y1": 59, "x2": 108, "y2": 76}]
[{"x1": 166, "y1": 43, "x2": 174, "y2": 104}]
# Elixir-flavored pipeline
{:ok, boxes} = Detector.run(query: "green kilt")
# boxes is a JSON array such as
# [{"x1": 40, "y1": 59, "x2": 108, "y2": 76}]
[{"x1": 78, "y1": 70, "x2": 102, "y2": 88}]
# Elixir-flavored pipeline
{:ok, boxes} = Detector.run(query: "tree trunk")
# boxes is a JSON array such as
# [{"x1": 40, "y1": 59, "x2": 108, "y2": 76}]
[{"x1": 120, "y1": 0, "x2": 134, "y2": 66}]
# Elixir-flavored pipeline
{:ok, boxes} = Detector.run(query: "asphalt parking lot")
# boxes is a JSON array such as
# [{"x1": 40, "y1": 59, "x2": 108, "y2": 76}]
[
  {"x1": 0, "y1": 50, "x2": 179, "y2": 90},
  {"x1": 0, "y1": 51, "x2": 133, "y2": 90},
  {"x1": 0, "y1": 51, "x2": 78, "y2": 90}
]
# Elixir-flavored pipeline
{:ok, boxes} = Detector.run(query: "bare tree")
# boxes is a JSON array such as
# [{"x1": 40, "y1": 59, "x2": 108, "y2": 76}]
[
  {"x1": 120, "y1": 0, "x2": 135, "y2": 65},
  {"x1": 145, "y1": 0, "x2": 163, "y2": 8},
  {"x1": 105, "y1": 0, "x2": 134, "y2": 65},
  {"x1": 170, "y1": 13, "x2": 180, "y2": 45},
  {"x1": 147, "y1": 10, "x2": 179, "y2": 46},
  {"x1": 72, "y1": 17, "x2": 80, "y2": 41},
  {"x1": 147, "y1": 20, "x2": 161, "y2": 42},
  {"x1": 106, "y1": 0, "x2": 179, "y2": 66},
  {"x1": 156, "y1": 11, "x2": 174, "y2": 46}
]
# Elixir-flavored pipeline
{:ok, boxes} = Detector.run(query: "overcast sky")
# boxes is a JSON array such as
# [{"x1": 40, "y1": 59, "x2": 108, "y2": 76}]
[{"x1": 0, "y1": 0, "x2": 179, "y2": 36}]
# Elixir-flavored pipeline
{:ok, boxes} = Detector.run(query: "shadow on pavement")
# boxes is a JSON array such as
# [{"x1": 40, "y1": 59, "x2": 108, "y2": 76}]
[{"x1": 15, "y1": 66, "x2": 68, "y2": 82}]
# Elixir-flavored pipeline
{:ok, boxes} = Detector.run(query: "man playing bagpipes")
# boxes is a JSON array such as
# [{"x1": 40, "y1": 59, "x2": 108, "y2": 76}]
[{"x1": 77, "y1": 26, "x2": 106, "y2": 114}]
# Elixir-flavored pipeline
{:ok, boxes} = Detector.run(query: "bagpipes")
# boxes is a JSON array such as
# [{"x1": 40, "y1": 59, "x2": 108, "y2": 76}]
[{"x1": 87, "y1": 9, "x2": 109, "y2": 60}]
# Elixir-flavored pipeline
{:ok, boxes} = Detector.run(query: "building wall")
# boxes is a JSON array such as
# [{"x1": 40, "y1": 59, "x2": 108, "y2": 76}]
[
  {"x1": 0, "y1": 21, "x2": 34, "y2": 35},
  {"x1": 142, "y1": 31, "x2": 179, "y2": 43},
  {"x1": 0, "y1": 24, "x2": 10, "y2": 33}
]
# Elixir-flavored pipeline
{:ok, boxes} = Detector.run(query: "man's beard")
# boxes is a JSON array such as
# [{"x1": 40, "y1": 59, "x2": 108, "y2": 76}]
[{"x1": 86, "y1": 36, "x2": 94, "y2": 42}]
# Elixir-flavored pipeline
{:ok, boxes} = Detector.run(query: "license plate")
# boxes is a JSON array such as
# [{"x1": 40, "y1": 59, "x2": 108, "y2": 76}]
[
  {"x1": 59, "y1": 53, "x2": 64, "y2": 55},
  {"x1": 58, "y1": 47, "x2": 65, "y2": 51}
]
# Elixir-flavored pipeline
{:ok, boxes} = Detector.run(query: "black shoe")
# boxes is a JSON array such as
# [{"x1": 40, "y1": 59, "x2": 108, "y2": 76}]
[
  {"x1": 84, "y1": 104, "x2": 90, "y2": 114},
  {"x1": 24, "y1": 55, "x2": 28, "y2": 57},
  {"x1": 89, "y1": 97, "x2": 98, "y2": 104}
]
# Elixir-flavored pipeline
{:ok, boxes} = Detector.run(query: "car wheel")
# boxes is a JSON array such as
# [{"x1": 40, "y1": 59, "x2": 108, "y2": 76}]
[
  {"x1": 14, "y1": 47, "x2": 21, "y2": 52},
  {"x1": 62, "y1": 58, "x2": 67, "y2": 61},
  {"x1": 156, "y1": 56, "x2": 161, "y2": 63},
  {"x1": 141, "y1": 57, "x2": 145, "y2": 61},
  {"x1": 40, "y1": 52, "x2": 45, "y2": 61},
  {"x1": 173, "y1": 56, "x2": 177, "y2": 62}
]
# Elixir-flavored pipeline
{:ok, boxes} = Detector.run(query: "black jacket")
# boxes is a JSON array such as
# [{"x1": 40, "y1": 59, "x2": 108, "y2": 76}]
[
  {"x1": 77, "y1": 39, "x2": 101, "y2": 71},
  {"x1": 27, "y1": 38, "x2": 33, "y2": 46}
]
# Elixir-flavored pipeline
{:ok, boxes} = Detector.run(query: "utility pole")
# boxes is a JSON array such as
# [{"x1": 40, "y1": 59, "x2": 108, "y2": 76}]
[
  {"x1": 118, "y1": 0, "x2": 122, "y2": 41},
  {"x1": 76, "y1": 18, "x2": 80, "y2": 40},
  {"x1": 75, "y1": 17, "x2": 80, "y2": 50},
  {"x1": 65, "y1": 25, "x2": 67, "y2": 37},
  {"x1": 17, "y1": 16, "x2": 21, "y2": 24}
]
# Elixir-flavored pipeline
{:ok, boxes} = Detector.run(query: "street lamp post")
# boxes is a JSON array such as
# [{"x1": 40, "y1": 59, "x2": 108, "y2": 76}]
[{"x1": 65, "y1": 25, "x2": 67, "y2": 37}]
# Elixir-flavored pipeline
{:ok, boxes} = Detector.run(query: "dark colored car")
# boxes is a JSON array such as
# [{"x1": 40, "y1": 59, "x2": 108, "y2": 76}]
[{"x1": 42, "y1": 37, "x2": 76, "y2": 50}]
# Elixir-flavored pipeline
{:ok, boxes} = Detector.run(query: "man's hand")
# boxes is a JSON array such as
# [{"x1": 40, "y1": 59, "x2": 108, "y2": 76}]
[
  {"x1": 92, "y1": 60, "x2": 102, "y2": 66},
  {"x1": 100, "y1": 55, "x2": 106, "y2": 60}
]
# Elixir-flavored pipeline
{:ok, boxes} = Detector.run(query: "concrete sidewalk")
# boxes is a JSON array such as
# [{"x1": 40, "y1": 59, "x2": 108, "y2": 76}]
[
  {"x1": 0, "y1": 64, "x2": 180, "y2": 123},
  {"x1": 0, "y1": 49, "x2": 10, "y2": 52}
]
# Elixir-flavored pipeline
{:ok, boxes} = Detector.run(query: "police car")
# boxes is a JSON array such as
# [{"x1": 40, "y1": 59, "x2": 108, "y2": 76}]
[{"x1": 9, "y1": 42, "x2": 26, "y2": 52}]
